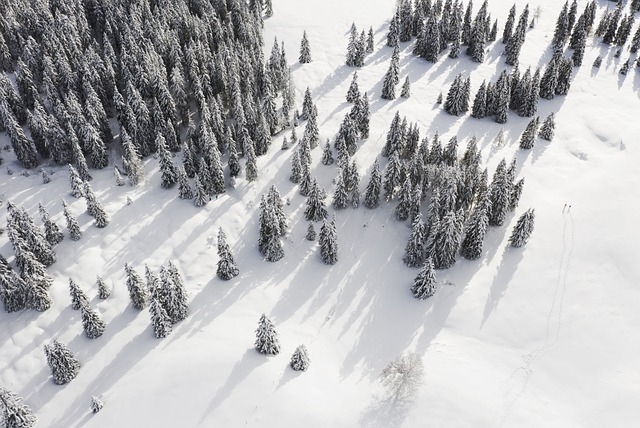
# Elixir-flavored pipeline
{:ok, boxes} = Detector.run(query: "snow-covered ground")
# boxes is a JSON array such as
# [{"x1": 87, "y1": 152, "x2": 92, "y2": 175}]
[{"x1": 2, "y1": 0, "x2": 640, "y2": 426}]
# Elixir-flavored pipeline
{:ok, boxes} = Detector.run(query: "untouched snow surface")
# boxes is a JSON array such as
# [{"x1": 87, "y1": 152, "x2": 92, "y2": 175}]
[{"x1": 2, "y1": 0, "x2": 640, "y2": 426}]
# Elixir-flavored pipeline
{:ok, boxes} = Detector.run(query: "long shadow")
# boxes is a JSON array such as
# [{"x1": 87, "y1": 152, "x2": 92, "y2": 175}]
[
  {"x1": 199, "y1": 348, "x2": 267, "y2": 423},
  {"x1": 481, "y1": 245, "x2": 525, "y2": 327},
  {"x1": 359, "y1": 392, "x2": 416, "y2": 428}
]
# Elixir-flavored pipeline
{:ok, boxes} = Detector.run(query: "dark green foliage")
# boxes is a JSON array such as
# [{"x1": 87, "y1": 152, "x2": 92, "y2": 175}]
[
  {"x1": 44, "y1": 339, "x2": 80, "y2": 385},
  {"x1": 509, "y1": 208, "x2": 535, "y2": 247},
  {"x1": 217, "y1": 228, "x2": 239, "y2": 281},
  {"x1": 411, "y1": 258, "x2": 437, "y2": 299},
  {"x1": 255, "y1": 314, "x2": 280, "y2": 355}
]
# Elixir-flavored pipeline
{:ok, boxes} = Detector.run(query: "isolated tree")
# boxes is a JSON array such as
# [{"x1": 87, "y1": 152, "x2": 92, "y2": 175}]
[
  {"x1": 290, "y1": 345, "x2": 310, "y2": 371},
  {"x1": 299, "y1": 31, "x2": 312, "y2": 63},
  {"x1": 97, "y1": 276, "x2": 110, "y2": 299},
  {"x1": 539, "y1": 113, "x2": 556, "y2": 141},
  {"x1": 69, "y1": 278, "x2": 89, "y2": 310},
  {"x1": 255, "y1": 314, "x2": 280, "y2": 355},
  {"x1": 91, "y1": 396, "x2": 104, "y2": 414},
  {"x1": 44, "y1": 339, "x2": 80, "y2": 385},
  {"x1": 519, "y1": 117, "x2": 540, "y2": 150},
  {"x1": 62, "y1": 201, "x2": 82, "y2": 241},
  {"x1": 380, "y1": 353, "x2": 424, "y2": 399},
  {"x1": 125, "y1": 264, "x2": 147, "y2": 310},
  {"x1": 81, "y1": 304, "x2": 106, "y2": 339},
  {"x1": 41, "y1": 169, "x2": 51, "y2": 184},
  {"x1": 39, "y1": 204, "x2": 64, "y2": 246},
  {"x1": 319, "y1": 216, "x2": 339, "y2": 265},
  {"x1": 0, "y1": 387, "x2": 36, "y2": 428},
  {"x1": 510, "y1": 209, "x2": 535, "y2": 247},
  {"x1": 411, "y1": 258, "x2": 437, "y2": 299},
  {"x1": 217, "y1": 228, "x2": 239, "y2": 280},
  {"x1": 321, "y1": 141, "x2": 334, "y2": 166}
]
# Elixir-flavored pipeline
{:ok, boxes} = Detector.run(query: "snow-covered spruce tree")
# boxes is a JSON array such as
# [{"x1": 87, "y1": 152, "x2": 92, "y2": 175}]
[
  {"x1": 258, "y1": 196, "x2": 285, "y2": 262},
  {"x1": 403, "y1": 213, "x2": 426, "y2": 267},
  {"x1": 299, "y1": 31, "x2": 312, "y2": 63},
  {"x1": 41, "y1": 169, "x2": 51, "y2": 184},
  {"x1": 306, "y1": 222, "x2": 316, "y2": 241},
  {"x1": 69, "y1": 278, "x2": 89, "y2": 310},
  {"x1": 400, "y1": 76, "x2": 411, "y2": 99},
  {"x1": 332, "y1": 171, "x2": 349, "y2": 210},
  {"x1": 245, "y1": 140, "x2": 259, "y2": 182},
  {"x1": 444, "y1": 74, "x2": 470, "y2": 116},
  {"x1": 39, "y1": 204, "x2": 64, "y2": 246},
  {"x1": 83, "y1": 184, "x2": 109, "y2": 228},
  {"x1": 429, "y1": 210, "x2": 463, "y2": 270},
  {"x1": 539, "y1": 113, "x2": 555, "y2": 141},
  {"x1": 381, "y1": 45, "x2": 400, "y2": 100},
  {"x1": 460, "y1": 198, "x2": 489, "y2": 260},
  {"x1": 0, "y1": 387, "x2": 37, "y2": 427},
  {"x1": 364, "y1": 159, "x2": 382, "y2": 209},
  {"x1": 125, "y1": 264, "x2": 147, "y2": 310},
  {"x1": 383, "y1": 152, "x2": 403, "y2": 200},
  {"x1": 357, "y1": 92, "x2": 371, "y2": 139},
  {"x1": 304, "y1": 179, "x2": 328, "y2": 222},
  {"x1": 395, "y1": 178, "x2": 413, "y2": 221},
  {"x1": 255, "y1": 314, "x2": 280, "y2": 355},
  {"x1": 44, "y1": 339, "x2": 80, "y2": 385},
  {"x1": 68, "y1": 165, "x2": 85, "y2": 198},
  {"x1": 114, "y1": 167, "x2": 125, "y2": 186},
  {"x1": 149, "y1": 288, "x2": 172, "y2": 339},
  {"x1": 509, "y1": 178, "x2": 525, "y2": 212},
  {"x1": 347, "y1": 160, "x2": 361, "y2": 208},
  {"x1": 471, "y1": 81, "x2": 487, "y2": 119},
  {"x1": 121, "y1": 128, "x2": 144, "y2": 186},
  {"x1": 177, "y1": 165, "x2": 193, "y2": 200},
  {"x1": 346, "y1": 72, "x2": 360, "y2": 103},
  {"x1": 62, "y1": 201, "x2": 82, "y2": 242},
  {"x1": 321, "y1": 141, "x2": 334, "y2": 166},
  {"x1": 81, "y1": 303, "x2": 106, "y2": 339},
  {"x1": 158, "y1": 135, "x2": 178, "y2": 189},
  {"x1": 91, "y1": 396, "x2": 104, "y2": 414},
  {"x1": 193, "y1": 174, "x2": 209, "y2": 207},
  {"x1": 163, "y1": 262, "x2": 189, "y2": 324},
  {"x1": 519, "y1": 117, "x2": 540, "y2": 150},
  {"x1": 303, "y1": 110, "x2": 320, "y2": 150},
  {"x1": 319, "y1": 215, "x2": 338, "y2": 265},
  {"x1": 488, "y1": 159, "x2": 510, "y2": 227},
  {"x1": 411, "y1": 257, "x2": 437, "y2": 299},
  {"x1": 509, "y1": 208, "x2": 535, "y2": 248},
  {"x1": 97, "y1": 276, "x2": 110, "y2": 299},
  {"x1": 0, "y1": 254, "x2": 26, "y2": 313},
  {"x1": 290, "y1": 345, "x2": 310, "y2": 371},
  {"x1": 217, "y1": 228, "x2": 239, "y2": 281}
]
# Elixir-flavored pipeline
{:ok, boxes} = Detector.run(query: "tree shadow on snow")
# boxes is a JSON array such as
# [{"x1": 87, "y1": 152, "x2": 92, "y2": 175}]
[
  {"x1": 481, "y1": 245, "x2": 525, "y2": 328},
  {"x1": 359, "y1": 392, "x2": 415, "y2": 428}
]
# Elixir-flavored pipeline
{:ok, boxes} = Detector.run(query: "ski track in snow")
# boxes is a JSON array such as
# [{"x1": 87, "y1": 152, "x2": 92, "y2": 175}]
[{"x1": 498, "y1": 210, "x2": 575, "y2": 427}]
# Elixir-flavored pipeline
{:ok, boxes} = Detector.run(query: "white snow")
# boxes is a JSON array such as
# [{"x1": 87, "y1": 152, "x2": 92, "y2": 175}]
[{"x1": 2, "y1": 0, "x2": 640, "y2": 426}]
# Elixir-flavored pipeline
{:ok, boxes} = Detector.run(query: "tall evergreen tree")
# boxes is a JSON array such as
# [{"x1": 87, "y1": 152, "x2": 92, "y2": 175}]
[
  {"x1": 460, "y1": 198, "x2": 489, "y2": 260},
  {"x1": 539, "y1": 113, "x2": 556, "y2": 141},
  {"x1": 299, "y1": 31, "x2": 312, "y2": 64},
  {"x1": 364, "y1": 159, "x2": 382, "y2": 209},
  {"x1": 319, "y1": 216, "x2": 339, "y2": 265},
  {"x1": 97, "y1": 276, "x2": 110, "y2": 299},
  {"x1": 68, "y1": 278, "x2": 89, "y2": 311},
  {"x1": 411, "y1": 258, "x2": 437, "y2": 299},
  {"x1": 403, "y1": 213, "x2": 426, "y2": 267},
  {"x1": 488, "y1": 159, "x2": 510, "y2": 227},
  {"x1": 381, "y1": 46, "x2": 400, "y2": 100},
  {"x1": 44, "y1": 340, "x2": 80, "y2": 385},
  {"x1": 62, "y1": 201, "x2": 82, "y2": 241},
  {"x1": 255, "y1": 314, "x2": 280, "y2": 355},
  {"x1": 509, "y1": 208, "x2": 535, "y2": 247},
  {"x1": 217, "y1": 228, "x2": 239, "y2": 280},
  {"x1": 39, "y1": 204, "x2": 64, "y2": 246},
  {"x1": 290, "y1": 344, "x2": 310, "y2": 371},
  {"x1": 125, "y1": 264, "x2": 147, "y2": 310},
  {"x1": 519, "y1": 117, "x2": 540, "y2": 150},
  {"x1": 304, "y1": 179, "x2": 328, "y2": 222},
  {"x1": 346, "y1": 72, "x2": 360, "y2": 103},
  {"x1": 81, "y1": 303, "x2": 106, "y2": 339}
]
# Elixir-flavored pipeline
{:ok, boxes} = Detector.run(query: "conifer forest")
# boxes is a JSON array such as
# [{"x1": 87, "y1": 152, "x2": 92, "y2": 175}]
[{"x1": 1, "y1": 0, "x2": 639, "y2": 426}]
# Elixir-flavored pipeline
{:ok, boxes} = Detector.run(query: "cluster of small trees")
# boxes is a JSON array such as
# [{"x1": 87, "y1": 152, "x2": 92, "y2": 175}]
[
  {"x1": 345, "y1": 23, "x2": 375, "y2": 67},
  {"x1": 255, "y1": 314, "x2": 310, "y2": 371}
]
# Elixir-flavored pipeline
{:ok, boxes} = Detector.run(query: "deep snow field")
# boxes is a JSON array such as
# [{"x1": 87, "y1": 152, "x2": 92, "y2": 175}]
[{"x1": 2, "y1": 0, "x2": 640, "y2": 427}]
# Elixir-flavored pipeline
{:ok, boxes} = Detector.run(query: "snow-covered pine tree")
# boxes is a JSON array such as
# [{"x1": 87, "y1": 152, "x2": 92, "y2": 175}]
[
  {"x1": 400, "y1": 76, "x2": 411, "y2": 98},
  {"x1": 403, "y1": 213, "x2": 426, "y2": 267},
  {"x1": 91, "y1": 396, "x2": 104, "y2": 414},
  {"x1": 158, "y1": 135, "x2": 178, "y2": 189},
  {"x1": 41, "y1": 169, "x2": 51, "y2": 184},
  {"x1": 429, "y1": 210, "x2": 463, "y2": 270},
  {"x1": 290, "y1": 344, "x2": 310, "y2": 371},
  {"x1": 519, "y1": 117, "x2": 540, "y2": 150},
  {"x1": 411, "y1": 257, "x2": 437, "y2": 299},
  {"x1": 44, "y1": 339, "x2": 80, "y2": 385},
  {"x1": 509, "y1": 178, "x2": 525, "y2": 212},
  {"x1": 395, "y1": 177, "x2": 413, "y2": 221},
  {"x1": 305, "y1": 179, "x2": 328, "y2": 222},
  {"x1": 381, "y1": 45, "x2": 400, "y2": 100},
  {"x1": 149, "y1": 289, "x2": 172, "y2": 339},
  {"x1": 0, "y1": 386, "x2": 36, "y2": 427},
  {"x1": 319, "y1": 216, "x2": 339, "y2": 265},
  {"x1": 245, "y1": 140, "x2": 259, "y2": 182},
  {"x1": 97, "y1": 276, "x2": 110, "y2": 299},
  {"x1": 121, "y1": 128, "x2": 144, "y2": 186},
  {"x1": 69, "y1": 278, "x2": 89, "y2": 310},
  {"x1": 114, "y1": 167, "x2": 125, "y2": 186},
  {"x1": 332, "y1": 171, "x2": 349, "y2": 210},
  {"x1": 346, "y1": 72, "x2": 360, "y2": 103},
  {"x1": 193, "y1": 174, "x2": 209, "y2": 207},
  {"x1": 125, "y1": 264, "x2": 147, "y2": 310},
  {"x1": 299, "y1": 31, "x2": 312, "y2": 63},
  {"x1": 165, "y1": 261, "x2": 189, "y2": 324},
  {"x1": 460, "y1": 197, "x2": 489, "y2": 260},
  {"x1": 217, "y1": 228, "x2": 239, "y2": 281},
  {"x1": 62, "y1": 201, "x2": 82, "y2": 242},
  {"x1": 367, "y1": 27, "x2": 375, "y2": 53},
  {"x1": 258, "y1": 196, "x2": 285, "y2": 262},
  {"x1": 509, "y1": 208, "x2": 535, "y2": 247},
  {"x1": 39, "y1": 204, "x2": 64, "y2": 246},
  {"x1": 471, "y1": 80, "x2": 487, "y2": 119},
  {"x1": 0, "y1": 254, "x2": 27, "y2": 313},
  {"x1": 539, "y1": 113, "x2": 556, "y2": 141},
  {"x1": 488, "y1": 159, "x2": 510, "y2": 227},
  {"x1": 68, "y1": 165, "x2": 85, "y2": 198},
  {"x1": 321, "y1": 141, "x2": 334, "y2": 166},
  {"x1": 306, "y1": 222, "x2": 316, "y2": 241},
  {"x1": 81, "y1": 303, "x2": 106, "y2": 339},
  {"x1": 255, "y1": 314, "x2": 280, "y2": 355},
  {"x1": 177, "y1": 165, "x2": 193, "y2": 200}
]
